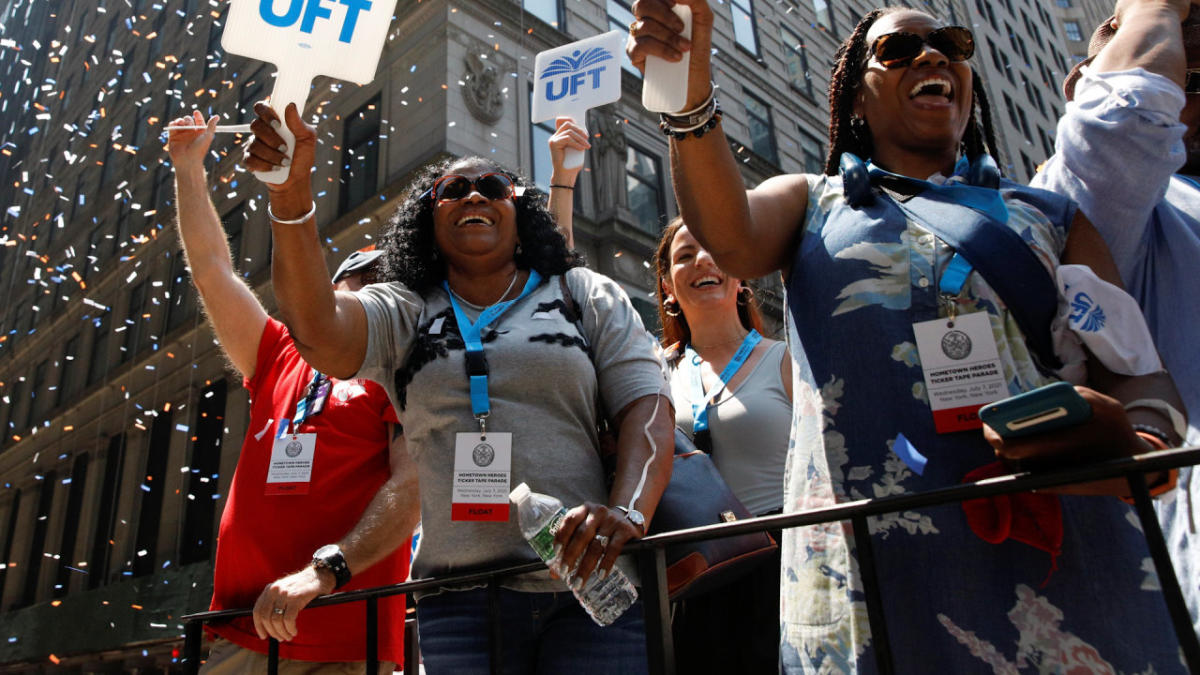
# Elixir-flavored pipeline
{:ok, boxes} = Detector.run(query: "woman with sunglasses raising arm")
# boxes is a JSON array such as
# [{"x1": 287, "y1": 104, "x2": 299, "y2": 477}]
[
  {"x1": 629, "y1": 3, "x2": 1186, "y2": 672},
  {"x1": 244, "y1": 102, "x2": 673, "y2": 673}
]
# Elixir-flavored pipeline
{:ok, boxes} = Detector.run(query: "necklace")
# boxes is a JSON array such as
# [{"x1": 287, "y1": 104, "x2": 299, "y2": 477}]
[{"x1": 448, "y1": 269, "x2": 520, "y2": 310}]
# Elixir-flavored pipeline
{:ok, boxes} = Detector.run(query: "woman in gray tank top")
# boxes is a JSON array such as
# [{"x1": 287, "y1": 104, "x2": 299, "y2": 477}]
[{"x1": 653, "y1": 217, "x2": 793, "y2": 674}]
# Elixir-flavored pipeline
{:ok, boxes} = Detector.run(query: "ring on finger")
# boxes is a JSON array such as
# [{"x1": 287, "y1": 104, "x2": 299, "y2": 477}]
[
  {"x1": 629, "y1": 19, "x2": 639, "y2": 34},
  {"x1": 594, "y1": 533, "x2": 610, "y2": 548},
  {"x1": 273, "y1": 607, "x2": 285, "y2": 615}
]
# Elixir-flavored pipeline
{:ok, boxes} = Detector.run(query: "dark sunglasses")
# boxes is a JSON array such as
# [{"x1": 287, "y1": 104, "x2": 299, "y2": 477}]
[
  {"x1": 869, "y1": 26, "x2": 975, "y2": 69},
  {"x1": 421, "y1": 173, "x2": 520, "y2": 204},
  {"x1": 1187, "y1": 69, "x2": 1200, "y2": 95}
]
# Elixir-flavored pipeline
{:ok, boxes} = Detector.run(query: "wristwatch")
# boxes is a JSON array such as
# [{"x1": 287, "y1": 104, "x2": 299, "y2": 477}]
[
  {"x1": 312, "y1": 544, "x2": 352, "y2": 589},
  {"x1": 615, "y1": 506, "x2": 646, "y2": 535}
]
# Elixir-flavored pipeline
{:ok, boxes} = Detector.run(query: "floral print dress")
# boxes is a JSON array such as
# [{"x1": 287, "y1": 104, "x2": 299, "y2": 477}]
[{"x1": 778, "y1": 172, "x2": 1184, "y2": 673}]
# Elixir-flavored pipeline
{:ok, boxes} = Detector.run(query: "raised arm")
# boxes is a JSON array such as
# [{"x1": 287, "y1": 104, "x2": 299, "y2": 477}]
[
  {"x1": 627, "y1": 0, "x2": 807, "y2": 279},
  {"x1": 252, "y1": 424, "x2": 421, "y2": 642},
  {"x1": 1031, "y1": 0, "x2": 1196, "y2": 270},
  {"x1": 167, "y1": 112, "x2": 268, "y2": 379},
  {"x1": 243, "y1": 102, "x2": 368, "y2": 379},
  {"x1": 1091, "y1": 0, "x2": 1198, "y2": 83},
  {"x1": 546, "y1": 116, "x2": 590, "y2": 248}
]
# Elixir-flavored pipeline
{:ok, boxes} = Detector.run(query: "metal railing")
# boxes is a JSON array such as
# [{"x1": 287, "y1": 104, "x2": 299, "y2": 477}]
[{"x1": 182, "y1": 446, "x2": 1200, "y2": 674}]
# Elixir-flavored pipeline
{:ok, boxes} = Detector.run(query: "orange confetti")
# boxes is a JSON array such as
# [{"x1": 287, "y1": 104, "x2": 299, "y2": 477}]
[
  {"x1": 131, "y1": 604, "x2": 143, "y2": 610},
  {"x1": 48, "y1": 655, "x2": 60, "y2": 665},
  {"x1": 50, "y1": 600, "x2": 61, "y2": 607}
]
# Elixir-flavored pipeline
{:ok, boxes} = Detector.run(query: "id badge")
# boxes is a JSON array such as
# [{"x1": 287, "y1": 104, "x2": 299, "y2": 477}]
[
  {"x1": 266, "y1": 432, "x2": 317, "y2": 495},
  {"x1": 451, "y1": 432, "x2": 512, "y2": 521},
  {"x1": 913, "y1": 312, "x2": 1009, "y2": 433}
]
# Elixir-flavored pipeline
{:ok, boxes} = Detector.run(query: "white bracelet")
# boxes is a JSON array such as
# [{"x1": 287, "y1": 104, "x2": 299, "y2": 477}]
[{"x1": 268, "y1": 201, "x2": 316, "y2": 225}]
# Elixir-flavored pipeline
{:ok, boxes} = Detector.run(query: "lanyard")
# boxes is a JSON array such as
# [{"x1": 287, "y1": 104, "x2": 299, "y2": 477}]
[
  {"x1": 866, "y1": 160, "x2": 993, "y2": 307},
  {"x1": 443, "y1": 270, "x2": 543, "y2": 433},
  {"x1": 279, "y1": 369, "x2": 326, "y2": 438},
  {"x1": 684, "y1": 329, "x2": 762, "y2": 436}
]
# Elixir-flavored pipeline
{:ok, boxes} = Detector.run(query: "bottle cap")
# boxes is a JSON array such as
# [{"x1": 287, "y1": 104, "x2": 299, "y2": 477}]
[{"x1": 509, "y1": 482, "x2": 530, "y2": 504}]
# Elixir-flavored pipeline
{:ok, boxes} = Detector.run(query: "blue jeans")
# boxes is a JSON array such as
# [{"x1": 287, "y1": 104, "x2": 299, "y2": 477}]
[{"x1": 416, "y1": 587, "x2": 648, "y2": 675}]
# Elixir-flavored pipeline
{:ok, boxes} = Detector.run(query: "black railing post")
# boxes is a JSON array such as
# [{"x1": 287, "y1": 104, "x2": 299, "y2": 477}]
[
  {"x1": 182, "y1": 620, "x2": 202, "y2": 675},
  {"x1": 267, "y1": 638, "x2": 279, "y2": 675},
  {"x1": 405, "y1": 594, "x2": 419, "y2": 675},
  {"x1": 488, "y1": 577, "x2": 502, "y2": 675},
  {"x1": 852, "y1": 515, "x2": 894, "y2": 675},
  {"x1": 366, "y1": 595, "x2": 379, "y2": 673},
  {"x1": 639, "y1": 546, "x2": 673, "y2": 675},
  {"x1": 1126, "y1": 472, "x2": 1200, "y2": 670}
]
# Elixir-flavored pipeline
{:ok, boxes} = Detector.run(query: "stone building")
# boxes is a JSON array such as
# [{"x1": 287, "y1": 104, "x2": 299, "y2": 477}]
[{"x1": 0, "y1": 0, "x2": 1079, "y2": 669}]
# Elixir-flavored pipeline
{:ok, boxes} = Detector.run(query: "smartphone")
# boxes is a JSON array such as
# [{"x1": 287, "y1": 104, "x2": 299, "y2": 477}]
[{"x1": 978, "y1": 381, "x2": 1093, "y2": 439}]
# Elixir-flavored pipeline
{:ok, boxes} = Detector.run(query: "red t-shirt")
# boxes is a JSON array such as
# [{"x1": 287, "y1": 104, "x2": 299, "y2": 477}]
[{"x1": 209, "y1": 318, "x2": 409, "y2": 663}]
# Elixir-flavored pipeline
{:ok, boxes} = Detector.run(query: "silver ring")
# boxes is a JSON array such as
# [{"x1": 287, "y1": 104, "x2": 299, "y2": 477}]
[
  {"x1": 273, "y1": 607, "x2": 285, "y2": 615},
  {"x1": 593, "y1": 534, "x2": 610, "y2": 547}
]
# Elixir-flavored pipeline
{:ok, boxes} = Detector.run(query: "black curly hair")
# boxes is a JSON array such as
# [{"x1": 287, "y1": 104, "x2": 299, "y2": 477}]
[
  {"x1": 823, "y1": 7, "x2": 1000, "y2": 175},
  {"x1": 376, "y1": 156, "x2": 583, "y2": 294}
]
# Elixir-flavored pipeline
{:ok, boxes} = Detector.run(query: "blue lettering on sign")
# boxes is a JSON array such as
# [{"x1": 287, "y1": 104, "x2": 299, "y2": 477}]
[
  {"x1": 258, "y1": 0, "x2": 372, "y2": 44},
  {"x1": 540, "y1": 47, "x2": 614, "y2": 101}
]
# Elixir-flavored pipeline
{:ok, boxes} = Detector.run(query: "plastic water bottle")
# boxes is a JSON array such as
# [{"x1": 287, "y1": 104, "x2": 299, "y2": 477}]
[{"x1": 510, "y1": 483, "x2": 638, "y2": 626}]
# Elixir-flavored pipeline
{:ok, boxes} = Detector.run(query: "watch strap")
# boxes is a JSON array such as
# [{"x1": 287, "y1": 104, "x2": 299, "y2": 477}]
[{"x1": 313, "y1": 546, "x2": 352, "y2": 589}]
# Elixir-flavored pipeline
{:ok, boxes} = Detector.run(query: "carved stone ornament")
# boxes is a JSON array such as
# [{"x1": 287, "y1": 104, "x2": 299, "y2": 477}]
[{"x1": 462, "y1": 47, "x2": 505, "y2": 125}]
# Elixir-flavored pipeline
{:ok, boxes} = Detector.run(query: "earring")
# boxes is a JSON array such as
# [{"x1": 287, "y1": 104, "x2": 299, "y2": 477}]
[
  {"x1": 737, "y1": 285, "x2": 754, "y2": 306},
  {"x1": 663, "y1": 298, "x2": 682, "y2": 317},
  {"x1": 515, "y1": 243, "x2": 523, "y2": 257}
]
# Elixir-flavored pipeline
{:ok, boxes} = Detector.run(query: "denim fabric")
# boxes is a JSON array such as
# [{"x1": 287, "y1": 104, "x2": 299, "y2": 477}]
[{"x1": 416, "y1": 588, "x2": 648, "y2": 675}]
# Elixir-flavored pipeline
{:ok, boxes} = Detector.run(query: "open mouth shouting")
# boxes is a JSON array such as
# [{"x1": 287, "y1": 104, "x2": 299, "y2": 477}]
[
  {"x1": 455, "y1": 214, "x2": 495, "y2": 228},
  {"x1": 908, "y1": 76, "x2": 953, "y2": 104}
]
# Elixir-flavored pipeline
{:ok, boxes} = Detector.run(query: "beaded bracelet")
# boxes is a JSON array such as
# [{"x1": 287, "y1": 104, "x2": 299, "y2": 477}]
[
  {"x1": 268, "y1": 201, "x2": 317, "y2": 225},
  {"x1": 659, "y1": 102, "x2": 723, "y2": 140}
]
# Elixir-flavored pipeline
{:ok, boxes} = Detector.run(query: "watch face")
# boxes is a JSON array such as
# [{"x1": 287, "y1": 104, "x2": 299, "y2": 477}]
[{"x1": 314, "y1": 544, "x2": 340, "y2": 561}]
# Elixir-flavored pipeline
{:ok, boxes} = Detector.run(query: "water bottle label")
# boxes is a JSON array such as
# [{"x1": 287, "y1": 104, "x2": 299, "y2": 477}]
[{"x1": 529, "y1": 508, "x2": 567, "y2": 561}]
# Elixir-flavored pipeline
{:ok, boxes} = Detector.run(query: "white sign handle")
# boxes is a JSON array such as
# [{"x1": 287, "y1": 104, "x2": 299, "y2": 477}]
[
  {"x1": 254, "y1": 68, "x2": 313, "y2": 185},
  {"x1": 562, "y1": 108, "x2": 588, "y2": 170}
]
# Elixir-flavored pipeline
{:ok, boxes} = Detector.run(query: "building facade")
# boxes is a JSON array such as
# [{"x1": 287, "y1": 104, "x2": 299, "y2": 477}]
[{"x1": 0, "y1": 0, "x2": 1086, "y2": 669}]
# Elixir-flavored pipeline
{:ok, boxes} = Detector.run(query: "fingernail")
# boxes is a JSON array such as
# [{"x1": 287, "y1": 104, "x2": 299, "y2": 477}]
[
  {"x1": 277, "y1": 144, "x2": 287, "y2": 153},
  {"x1": 571, "y1": 577, "x2": 583, "y2": 591},
  {"x1": 271, "y1": 120, "x2": 281, "y2": 130},
  {"x1": 281, "y1": 157, "x2": 291, "y2": 167},
  {"x1": 598, "y1": 568, "x2": 609, "y2": 580}
]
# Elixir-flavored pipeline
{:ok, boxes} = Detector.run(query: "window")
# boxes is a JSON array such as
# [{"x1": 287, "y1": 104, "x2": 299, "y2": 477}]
[
  {"x1": 1020, "y1": 151, "x2": 1035, "y2": 178},
  {"x1": 30, "y1": 358, "x2": 56, "y2": 423},
  {"x1": 1041, "y1": 128, "x2": 1055, "y2": 158},
  {"x1": 0, "y1": 490, "x2": 21, "y2": 604},
  {"x1": 120, "y1": 281, "x2": 146, "y2": 362},
  {"x1": 61, "y1": 334, "x2": 83, "y2": 400},
  {"x1": 730, "y1": 0, "x2": 758, "y2": 54},
  {"x1": 339, "y1": 96, "x2": 381, "y2": 215},
  {"x1": 625, "y1": 145, "x2": 665, "y2": 232},
  {"x1": 53, "y1": 455, "x2": 89, "y2": 597},
  {"x1": 812, "y1": 0, "x2": 834, "y2": 33},
  {"x1": 1056, "y1": 0, "x2": 1072, "y2": 7},
  {"x1": 1064, "y1": 21, "x2": 1083, "y2": 42},
  {"x1": 1004, "y1": 92, "x2": 1019, "y2": 130},
  {"x1": 744, "y1": 91, "x2": 778, "y2": 165},
  {"x1": 780, "y1": 26, "x2": 814, "y2": 98},
  {"x1": 1025, "y1": 79, "x2": 1046, "y2": 116},
  {"x1": 606, "y1": 1, "x2": 641, "y2": 76},
  {"x1": 799, "y1": 129, "x2": 825, "y2": 174},
  {"x1": 88, "y1": 434, "x2": 125, "y2": 589},
  {"x1": 133, "y1": 410, "x2": 172, "y2": 577},
  {"x1": 523, "y1": 0, "x2": 562, "y2": 29},
  {"x1": 180, "y1": 380, "x2": 227, "y2": 565},
  {"x1": 529, "y1": 86, "x2": 556, "y2": 191},
  {"x1": 87, "y1": 312, "x2": 110, "y2": 386},
  {"x1": 165, "y1": 251, "x2": 196, "y2": 333},
  {"x1": 19, "y1": 472, "x2": 55, "y2": 607},
  {"x1": 1017, "y1": 107, "x2": 1031, "y2": 141}
]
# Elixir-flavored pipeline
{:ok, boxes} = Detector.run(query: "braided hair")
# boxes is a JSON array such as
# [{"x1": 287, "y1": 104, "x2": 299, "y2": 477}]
[
  {"x1": 376, "y1": 156, "x2": 582, "y2": 294},
  {"x1": 822, "y1": 8, "x2": 1001, "y2": 175}
]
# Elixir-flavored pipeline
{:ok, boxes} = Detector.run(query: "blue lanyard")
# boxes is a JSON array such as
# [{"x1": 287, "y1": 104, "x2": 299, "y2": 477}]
[
  {"x1": 443, "y1": 270, "x2": 543, "y2": 427},
  {"x1": 278, "y1": 369, "x2": 325, "y2": 438},
  {"x1": 866, "y1": 159, "x2": 993, "y2": 298},
  {"x1": 684, "y1": 329, "x2": 762, "y2": 434}
]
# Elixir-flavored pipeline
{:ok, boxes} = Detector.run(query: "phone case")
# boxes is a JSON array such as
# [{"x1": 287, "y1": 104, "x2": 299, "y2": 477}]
[{"x1": 978, "y1": 381, "x2": 1093, "y2": 438}]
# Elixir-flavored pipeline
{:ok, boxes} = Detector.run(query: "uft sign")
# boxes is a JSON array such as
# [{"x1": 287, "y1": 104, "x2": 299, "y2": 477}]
[{"x1": 531, "y1": 30, "x2": 625, "y2": 170}]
